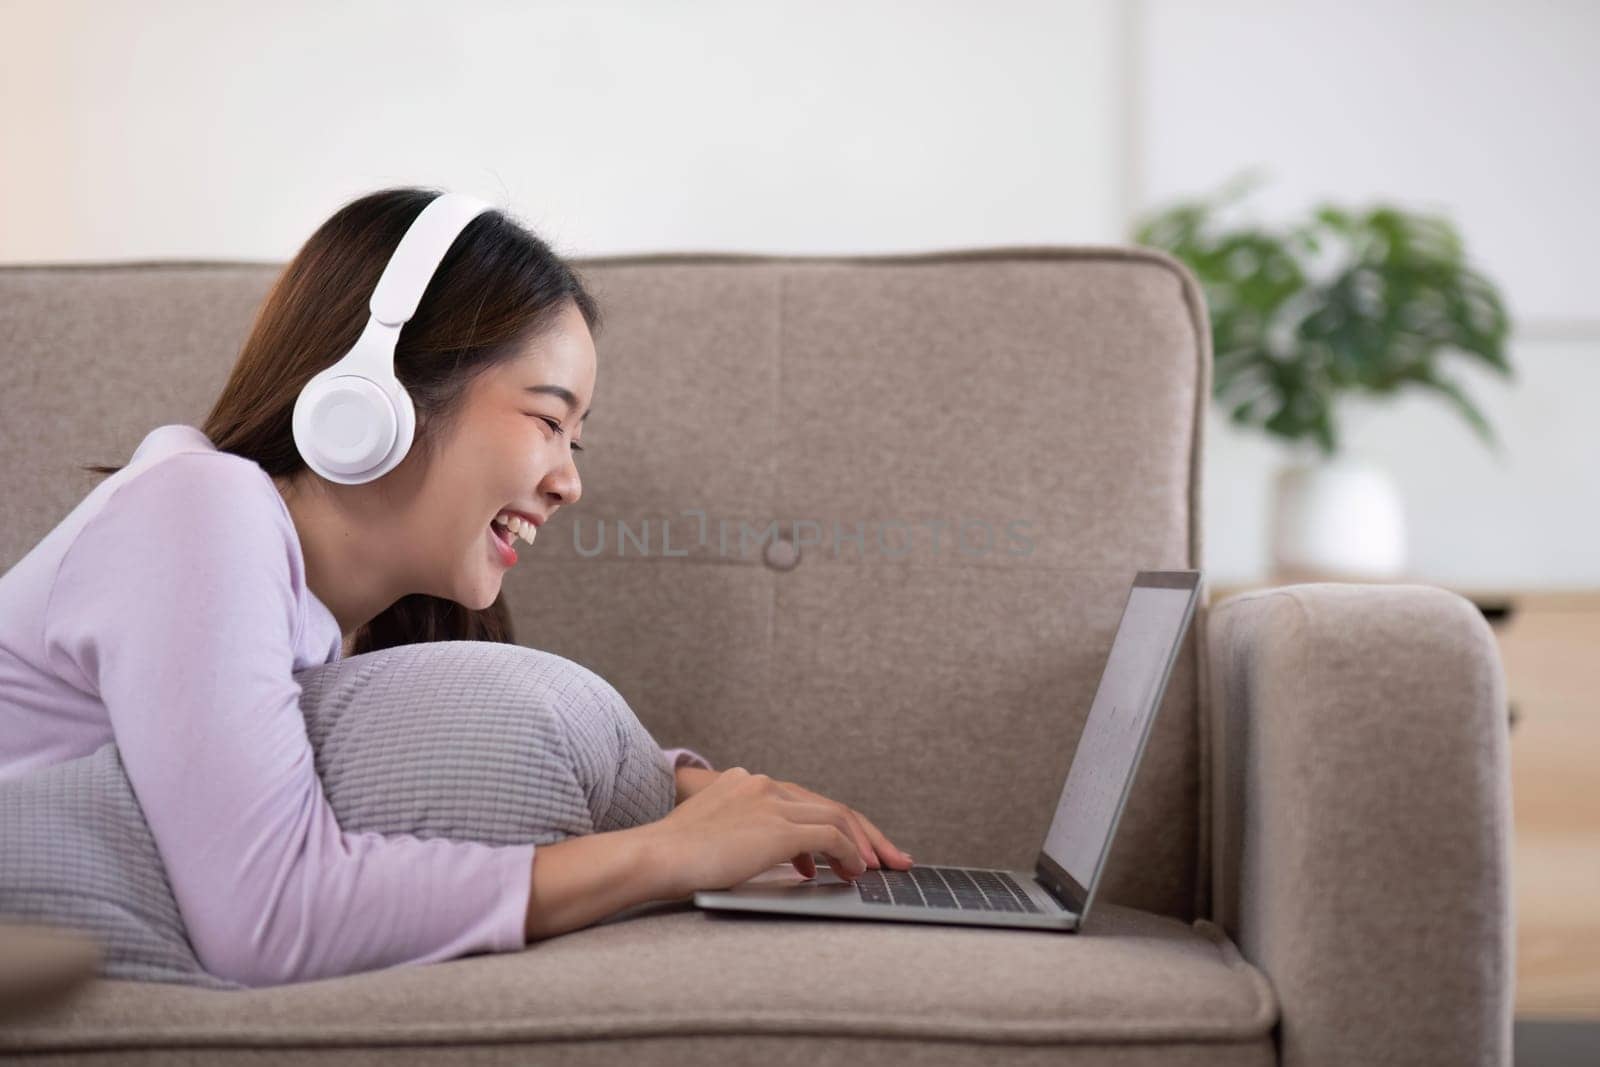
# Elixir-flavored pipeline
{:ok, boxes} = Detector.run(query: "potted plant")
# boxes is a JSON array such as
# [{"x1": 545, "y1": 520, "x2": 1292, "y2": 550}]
[{"x1": 1131, "y1": 171, "x2": 1516, "y2": 581}]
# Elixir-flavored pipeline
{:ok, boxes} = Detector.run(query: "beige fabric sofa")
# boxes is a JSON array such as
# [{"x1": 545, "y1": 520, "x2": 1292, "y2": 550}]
[{"x1": 0, "y1": 249, "x2": 1511, "y2": 1065}]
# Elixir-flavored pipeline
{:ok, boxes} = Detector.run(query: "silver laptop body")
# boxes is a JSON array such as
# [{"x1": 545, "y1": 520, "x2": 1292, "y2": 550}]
[{"x1": 692, "y1": 569, "x2": 1201, "y2": 932}]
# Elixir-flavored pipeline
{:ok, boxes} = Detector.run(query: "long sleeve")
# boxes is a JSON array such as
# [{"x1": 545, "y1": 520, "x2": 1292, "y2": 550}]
[
  {"x1": 41, "y1": 454, "x2": 535, "y2": 988},
  {"x1": 661, "y1": 747, "x2": 714, "y2": 772}
]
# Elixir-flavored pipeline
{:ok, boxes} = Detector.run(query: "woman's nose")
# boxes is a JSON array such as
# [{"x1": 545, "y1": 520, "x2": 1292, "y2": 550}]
[{"x1": 542, "y1": 458, "x2": 581, "y2": 508}]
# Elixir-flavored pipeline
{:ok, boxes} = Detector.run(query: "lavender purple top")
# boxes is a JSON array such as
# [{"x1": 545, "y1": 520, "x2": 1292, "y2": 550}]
[{"x1": 0, "y1": 424, "x2": 713, "y2": 986}]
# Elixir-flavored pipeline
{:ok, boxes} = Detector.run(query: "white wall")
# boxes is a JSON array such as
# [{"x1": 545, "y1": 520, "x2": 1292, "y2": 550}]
[
  {"x1": 0, "y1": 0, "x2": 1124, "y2": 259},
  {"x1": 1, "y1": 0, "x2": 1593, "y2": 590},
  {"x1": 1137, "y1": 0, "x2": 1600, "y2": 590}
]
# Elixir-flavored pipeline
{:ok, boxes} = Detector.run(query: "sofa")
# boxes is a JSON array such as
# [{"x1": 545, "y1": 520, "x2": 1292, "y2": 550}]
[{"x1": 0, "y1": 247, "x2": 1511, "y2": 1064}]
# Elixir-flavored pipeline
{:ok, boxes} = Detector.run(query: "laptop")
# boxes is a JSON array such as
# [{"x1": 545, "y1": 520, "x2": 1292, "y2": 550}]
[{"x1": 693, "y1": 569, "x2": 1201, "y2": 931}]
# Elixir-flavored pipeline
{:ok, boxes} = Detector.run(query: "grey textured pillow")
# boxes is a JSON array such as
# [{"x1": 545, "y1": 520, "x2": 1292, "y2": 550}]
[{"x1": 0, "y1": 641, "x2": 678, "y2": 990}]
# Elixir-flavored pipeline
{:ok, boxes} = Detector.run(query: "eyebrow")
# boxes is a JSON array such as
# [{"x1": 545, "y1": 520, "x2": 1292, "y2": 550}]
[{"x1": 524, "y1": 384, "x2": 591, "y2": 422}]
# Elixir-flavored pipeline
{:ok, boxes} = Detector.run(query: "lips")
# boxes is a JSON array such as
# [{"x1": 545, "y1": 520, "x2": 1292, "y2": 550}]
[{"x1": 488, "y1": 520, "x2": 518, "y2": 566}]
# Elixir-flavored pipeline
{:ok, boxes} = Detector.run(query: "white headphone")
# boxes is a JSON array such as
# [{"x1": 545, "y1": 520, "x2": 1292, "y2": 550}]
[{"x1": 291, "y1": 191, "x2": 495, "y2": 485}]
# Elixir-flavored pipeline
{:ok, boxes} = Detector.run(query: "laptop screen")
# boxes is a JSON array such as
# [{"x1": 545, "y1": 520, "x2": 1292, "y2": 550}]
[{"x1": 1039, "y1": 572, "x2": 1199, "y2": 910}]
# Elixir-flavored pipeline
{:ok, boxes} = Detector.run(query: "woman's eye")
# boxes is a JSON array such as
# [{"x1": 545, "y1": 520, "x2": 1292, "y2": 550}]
[{"x1": 534, "y1": 415, "x2": 584, "y2": 453}]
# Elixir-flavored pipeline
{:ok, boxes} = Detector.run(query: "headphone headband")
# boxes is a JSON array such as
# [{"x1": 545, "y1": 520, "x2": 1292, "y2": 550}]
[{"x1": 370, "y1": 193, "x2": 494, "y2": 325}]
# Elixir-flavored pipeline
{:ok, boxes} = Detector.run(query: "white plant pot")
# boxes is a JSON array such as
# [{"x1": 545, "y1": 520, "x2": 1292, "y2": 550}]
[{"x1": 1269, "y1": 455, "x2": 1408, "y2": 581}]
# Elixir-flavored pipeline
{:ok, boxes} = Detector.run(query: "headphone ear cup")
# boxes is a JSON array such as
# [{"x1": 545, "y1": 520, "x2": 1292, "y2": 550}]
[
  {"x1": 292, "y1": 368, "x2": 409, "y2": 485},
  {"x1": 379, "y1": 372, "x2": 416, "y2": 478}
]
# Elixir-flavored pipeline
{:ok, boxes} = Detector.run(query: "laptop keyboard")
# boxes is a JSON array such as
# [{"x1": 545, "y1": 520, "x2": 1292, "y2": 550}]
[{"x1": 851, "y1": 865, "x2": 1043, "y2": 913}]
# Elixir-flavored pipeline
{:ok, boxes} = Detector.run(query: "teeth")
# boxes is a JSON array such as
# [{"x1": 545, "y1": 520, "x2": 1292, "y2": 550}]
[{"x1": 493, "y1": 512, "x2": 538, "y2": 547}]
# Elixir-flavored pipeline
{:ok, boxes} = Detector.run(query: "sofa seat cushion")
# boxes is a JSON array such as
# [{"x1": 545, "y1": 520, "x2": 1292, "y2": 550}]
[{"x1": 0, "y1": 901, "x2": 1277, "y2": 1065}]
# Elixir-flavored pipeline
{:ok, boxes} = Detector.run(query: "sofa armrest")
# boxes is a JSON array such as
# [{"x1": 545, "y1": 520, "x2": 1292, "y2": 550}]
[
  {"x1": 0, "y1": 922, "x2": 101, "y2": 1023},
  {"x1": 1204, "y1": 583, "x2": 1512, "y2": 1067}
]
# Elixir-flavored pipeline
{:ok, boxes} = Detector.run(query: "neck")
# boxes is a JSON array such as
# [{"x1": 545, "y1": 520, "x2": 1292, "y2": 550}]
[{"x1": 274, "y1": 473, "x2": 405, "y2": 644}]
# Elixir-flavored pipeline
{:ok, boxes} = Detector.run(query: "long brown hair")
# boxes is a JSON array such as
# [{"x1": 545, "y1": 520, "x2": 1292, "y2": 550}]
[{"x1": 81, "y1": 186, "x2": 602, "y2": 655}]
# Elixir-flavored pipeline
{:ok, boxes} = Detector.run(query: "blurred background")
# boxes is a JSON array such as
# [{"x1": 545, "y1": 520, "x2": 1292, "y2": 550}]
[{"x1": 2, "y1": 0, "x2": 1594, "y2": 1057}]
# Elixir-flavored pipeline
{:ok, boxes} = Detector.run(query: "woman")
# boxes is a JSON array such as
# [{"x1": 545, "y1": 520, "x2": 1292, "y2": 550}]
[{"x1": 0, "y1": 187, "x2": 910, "y2": 987}]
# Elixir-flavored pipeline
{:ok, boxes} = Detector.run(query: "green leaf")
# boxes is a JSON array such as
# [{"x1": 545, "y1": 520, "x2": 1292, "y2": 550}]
[
  {"x1": 1416, "y1": 367, "x2": 1503, "y2": 455},
  {"x1": 1130, "y1": 179, "x2": 1515, "y2": 452}
]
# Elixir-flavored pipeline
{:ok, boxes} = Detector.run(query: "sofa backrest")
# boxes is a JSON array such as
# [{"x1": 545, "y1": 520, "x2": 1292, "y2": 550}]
[{"x1": 0, "y1": 248, "x2": 1212, "y2": 921}]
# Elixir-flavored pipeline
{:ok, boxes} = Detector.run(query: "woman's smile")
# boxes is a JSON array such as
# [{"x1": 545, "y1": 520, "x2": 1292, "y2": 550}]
[
  {"x1": 488, "y1": 519, "x2": 519, "y2": 567},
  {"x1": 487, "y1": 510, "x2": 542, "y2": 568}
]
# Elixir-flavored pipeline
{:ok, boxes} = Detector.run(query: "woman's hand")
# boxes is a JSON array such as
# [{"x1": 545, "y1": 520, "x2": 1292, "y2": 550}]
[
  {"x1": 673, "y1": 767, "x2": 911, "y2": 875},
  {"x1": 771, "y1": 776, "x2": 913, "y2": 878},
  {"x1": 650, "y1": 767, "x2": 912, "y2": 896},
  {"x1": 673, "y1": 765, "x2": 720, "y2": 806}
]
